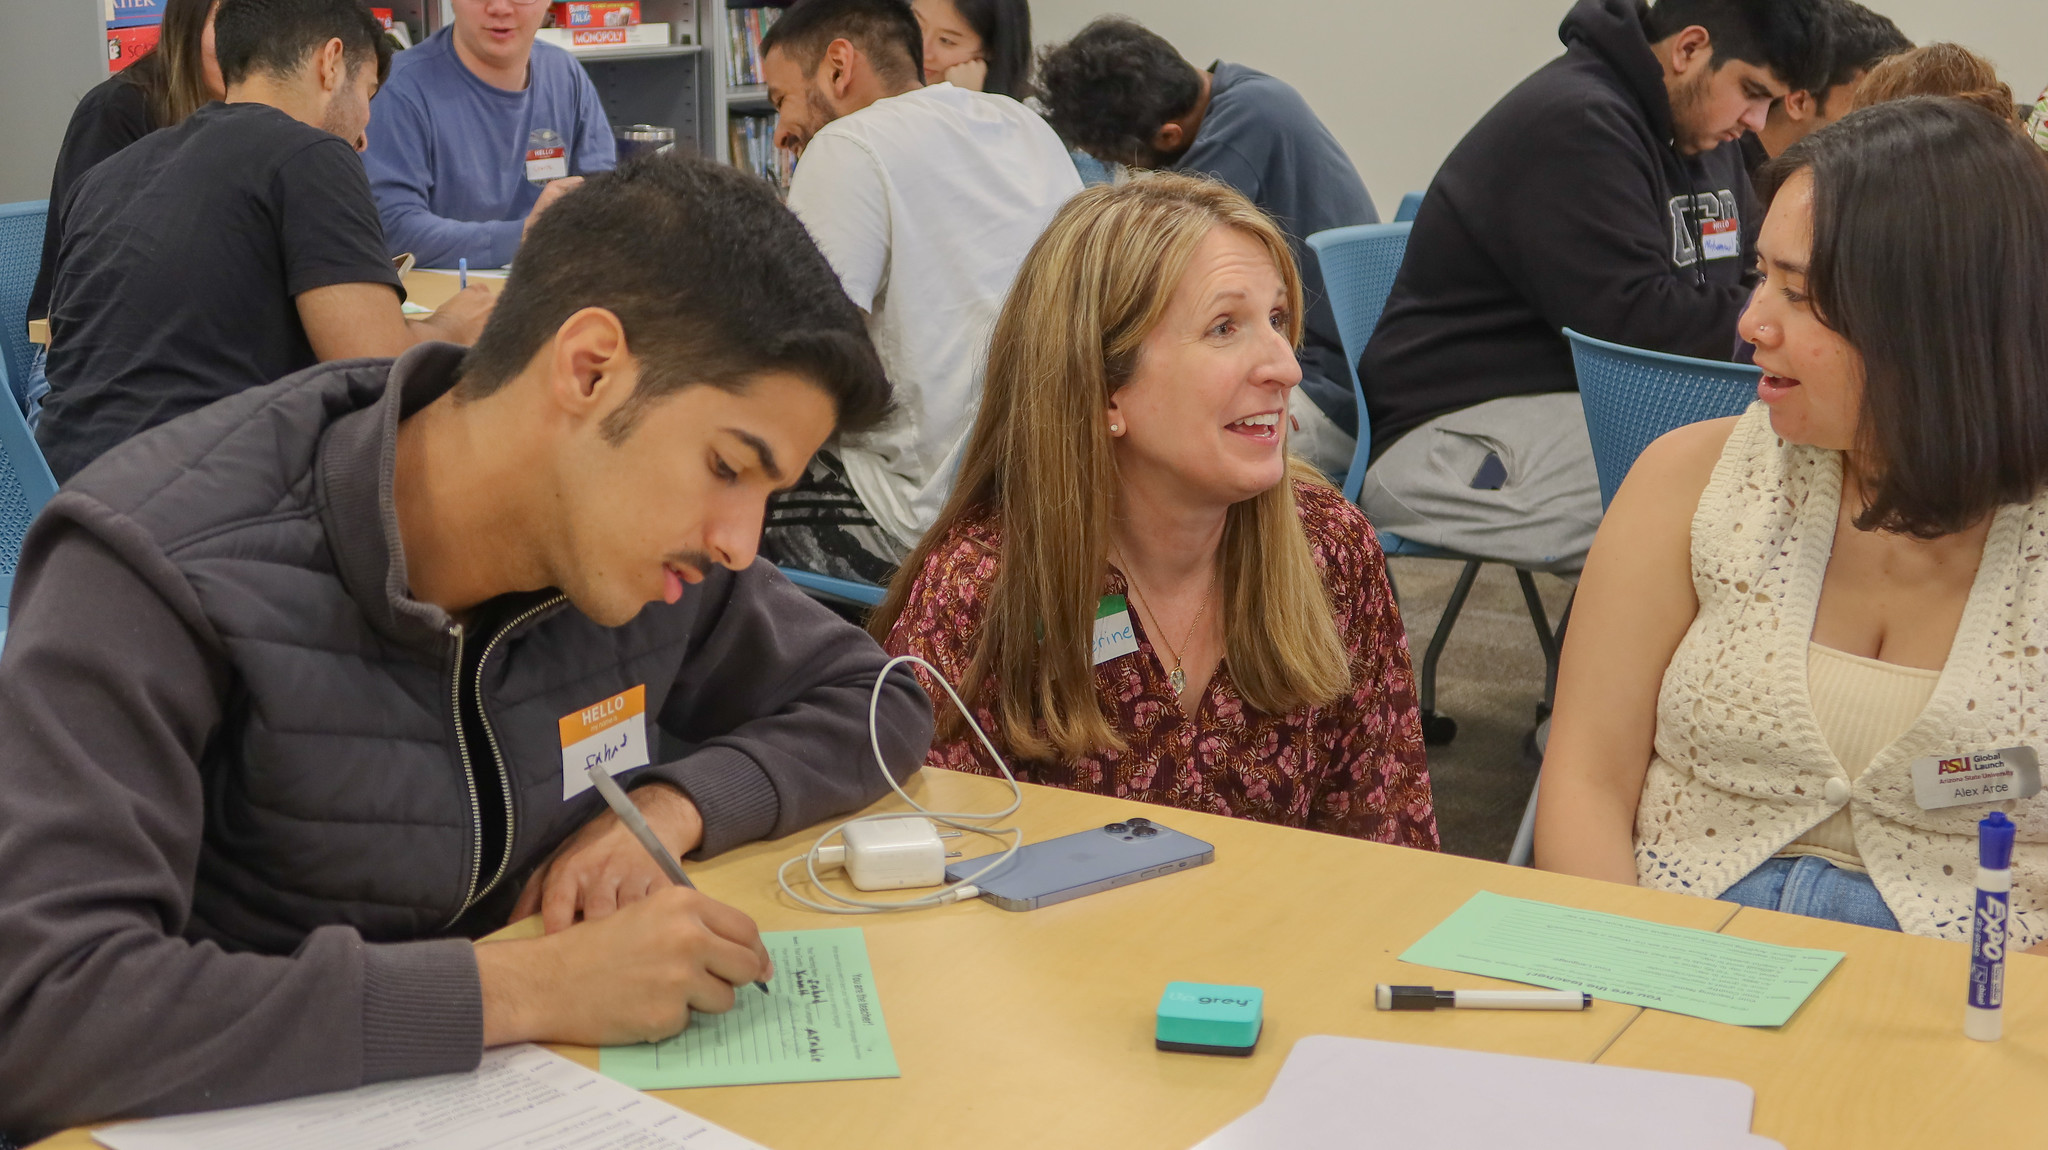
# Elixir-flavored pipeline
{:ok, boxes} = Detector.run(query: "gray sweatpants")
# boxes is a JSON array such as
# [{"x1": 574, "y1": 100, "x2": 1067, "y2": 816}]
[{"x1": 1359, "y1": 393, "x2": 1602, "y2": 574}]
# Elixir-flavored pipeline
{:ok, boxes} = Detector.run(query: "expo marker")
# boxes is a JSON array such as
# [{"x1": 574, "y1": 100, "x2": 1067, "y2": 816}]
[{"x1": 1967, "y1": 810, "x2": 2016, "y2": 1042}]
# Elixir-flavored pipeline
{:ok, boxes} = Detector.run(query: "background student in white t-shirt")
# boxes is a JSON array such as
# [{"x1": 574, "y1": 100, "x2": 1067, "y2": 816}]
[{"x1": 758, "y1": 0, "x2": 1081, "y2": 585}]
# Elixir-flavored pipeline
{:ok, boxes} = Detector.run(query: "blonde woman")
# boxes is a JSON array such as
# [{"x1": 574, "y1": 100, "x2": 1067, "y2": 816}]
[{"x1": 872, "y1": 174, "x2": 1437, "y2": 846}]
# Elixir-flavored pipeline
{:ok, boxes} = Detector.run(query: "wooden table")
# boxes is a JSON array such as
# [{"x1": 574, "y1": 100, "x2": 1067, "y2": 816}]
[
  {"x1": 23, "y1": 268, "x2": 490, "y2": 346},
  {"x1": 32, "y1": 769, "x2": 1738, "y2": 1149},
  {"x1": 1597, "y1": 904, "x2": 2048, "y2": 1149}
]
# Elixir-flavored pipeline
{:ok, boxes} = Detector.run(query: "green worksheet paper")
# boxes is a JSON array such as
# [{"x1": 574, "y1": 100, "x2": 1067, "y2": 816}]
[
  {"x1": 1400, "y1": 891, "x2": 1845, "y2": 1027},
  {"x1": 600, "y1": 927, "x2": 900, "y2": 1089}
]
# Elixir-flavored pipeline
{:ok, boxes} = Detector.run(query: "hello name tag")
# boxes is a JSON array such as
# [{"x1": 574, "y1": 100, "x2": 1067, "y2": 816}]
[
  {"x1": 559, "y1": 685, "x2": 651, "y2": 799},
  {"x1": 1093, "y1": 595, "x2": 1140, "y2": 666},
  {"x1": 1700, "y1": 216, "x2": 1740, "y2": 261},
  {"x1": 1910, "y1": 746, "x2": 2042, "y2": 811}
]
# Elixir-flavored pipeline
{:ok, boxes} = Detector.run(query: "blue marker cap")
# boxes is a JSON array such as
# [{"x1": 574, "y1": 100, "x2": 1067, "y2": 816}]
[{"x1": 1980, "y1": 811, "x2": 2016, "y2": 870}]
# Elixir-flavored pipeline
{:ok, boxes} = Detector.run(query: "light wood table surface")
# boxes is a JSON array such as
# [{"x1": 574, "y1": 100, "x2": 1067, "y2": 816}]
[
  {"x1": 32, "y1": 768, "x2": 1736, "y2": 1150},
  {"x1": 23, "y1": 268, "x2": 491, "y2": 347},
  {"x1": 1596, "y1": 903, "x2": 2048, "y2": 1149}
]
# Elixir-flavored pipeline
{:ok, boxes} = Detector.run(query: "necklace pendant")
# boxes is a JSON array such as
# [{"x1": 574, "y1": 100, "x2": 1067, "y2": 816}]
[{"x1": 1169, "y1": 667, "x2": 1186, "y2": 693}]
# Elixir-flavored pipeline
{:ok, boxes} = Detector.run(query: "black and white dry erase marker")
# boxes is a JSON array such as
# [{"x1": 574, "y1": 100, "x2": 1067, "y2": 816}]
[{"x1": 1376, "y1": 984, "x2": 1589, "y2": 1011}]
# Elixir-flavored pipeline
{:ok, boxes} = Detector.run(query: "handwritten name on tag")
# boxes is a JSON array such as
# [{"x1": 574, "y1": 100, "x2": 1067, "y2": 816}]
[
  {"x1": 560, "y1": 685, "x2": 651, "y2": 799},
  {"x1": 1093, "y1": 595, "x2": 1140, "y2": 666},
  {"x1": 1910, "y1": 746, "x2": 2042, "y2": 811}
]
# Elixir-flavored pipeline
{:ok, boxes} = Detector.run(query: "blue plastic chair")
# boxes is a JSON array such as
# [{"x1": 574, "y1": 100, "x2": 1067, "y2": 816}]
[
  {"x1": 1502, "y1": 332, "x2": 1760, "y2": 865},
  {"x1": 1394, "y1": 191, "x2": 1424, "y2": 222},
  {"x1": 1564, "y1": 328, "x2": 1762, "y2": 508},
  {"x1": 0, "y1": 379, "x2": 59, "y2": 647},
  {"x1": 0, "y1": 201, "x2": 49, "y2": 414},
  {"x1": 780, "y1": 566, "x2": 885, "y2": 609},
  {"x1": 1308, "y1": 223, "x2": 1562, "y2": 745}
]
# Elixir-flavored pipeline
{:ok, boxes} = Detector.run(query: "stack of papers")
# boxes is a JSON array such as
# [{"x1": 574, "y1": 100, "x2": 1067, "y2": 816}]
[
  {"x1": 94, "y1": 1045, "x2": 765, "y2": 1150},
  {"x1": 1192, "y1": 1036, "x2": 1782, "y2": 1149}
]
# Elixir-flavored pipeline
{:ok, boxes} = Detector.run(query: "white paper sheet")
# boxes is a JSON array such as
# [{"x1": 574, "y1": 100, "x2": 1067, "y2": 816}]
[
  {"x1": 1193, "y1": 1036, "x2": 1782, "y2": 1150},
  {"x1": 95, "y1": 1044, "x2": 767, "y2": 1150}
]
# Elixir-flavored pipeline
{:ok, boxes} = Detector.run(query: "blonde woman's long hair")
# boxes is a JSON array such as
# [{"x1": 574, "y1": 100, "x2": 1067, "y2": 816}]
[{"x1": 870, "y1": 173, "x2": 1352, "y2": 760}]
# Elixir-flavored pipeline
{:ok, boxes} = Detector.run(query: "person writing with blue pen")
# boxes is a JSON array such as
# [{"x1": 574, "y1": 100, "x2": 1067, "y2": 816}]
[{"x1": 363, "y1": 0, "x2": 615, "y2": 268}]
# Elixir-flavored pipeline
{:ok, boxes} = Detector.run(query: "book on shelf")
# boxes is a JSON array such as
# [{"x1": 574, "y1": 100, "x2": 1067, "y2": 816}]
[
  {"x1": 725, "y1": 6, "x2": 782, "y2": 87},
  {"x1": 728, "y1": 111, "x2": 793, "y2": 195}
]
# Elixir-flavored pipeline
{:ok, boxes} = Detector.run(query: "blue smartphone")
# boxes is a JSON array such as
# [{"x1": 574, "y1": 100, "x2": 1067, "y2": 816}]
[{"x1": 943, "y1": 817, "x2": 1214, "y2": 911}]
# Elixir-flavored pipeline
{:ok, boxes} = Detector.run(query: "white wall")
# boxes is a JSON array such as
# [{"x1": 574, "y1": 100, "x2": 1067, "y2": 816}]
[
  {"x1": 1029, "y1": 0, "x2": 2048, "y2": 209},
  {"x1": 0, "y1": 0, "x2": 107, "y2": 204}
]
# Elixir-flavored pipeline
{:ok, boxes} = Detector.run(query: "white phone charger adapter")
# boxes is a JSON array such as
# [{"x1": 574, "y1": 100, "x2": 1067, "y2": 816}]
[{"x1": 815, "y1": 817, "x2": 949, "y2": 891}]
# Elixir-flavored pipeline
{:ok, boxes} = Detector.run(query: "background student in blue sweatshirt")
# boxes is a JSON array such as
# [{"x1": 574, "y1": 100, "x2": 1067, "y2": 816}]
[{"x1": 364, "y1": 0, "x2": 615, "y2": 268}]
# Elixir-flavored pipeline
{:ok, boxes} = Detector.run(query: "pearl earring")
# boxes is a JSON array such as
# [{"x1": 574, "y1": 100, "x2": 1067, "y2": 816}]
[{"x1": 1109, "y1": 423, "x2": 1120, "y2": 433}]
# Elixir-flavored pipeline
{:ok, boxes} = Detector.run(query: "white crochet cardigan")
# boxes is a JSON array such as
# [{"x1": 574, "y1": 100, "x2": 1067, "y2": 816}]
[{"x1": 1635, "y1": 405, "x2": 2048, "y2": 945}]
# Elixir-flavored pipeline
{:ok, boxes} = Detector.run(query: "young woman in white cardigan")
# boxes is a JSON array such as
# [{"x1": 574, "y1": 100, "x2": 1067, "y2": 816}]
[{"x1": 1535, "y1": 97, "x2": 2048, "y2": 949}]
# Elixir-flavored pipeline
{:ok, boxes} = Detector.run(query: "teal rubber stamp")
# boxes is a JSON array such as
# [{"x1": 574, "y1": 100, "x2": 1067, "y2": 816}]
[{"x1": 1155, "y1": 981, "x2": 1263, "y2": 1056}]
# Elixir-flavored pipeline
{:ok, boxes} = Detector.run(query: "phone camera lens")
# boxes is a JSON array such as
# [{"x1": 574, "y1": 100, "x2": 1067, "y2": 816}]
[
  {"x1": 1127, "y1": 817, "x2": 1152, "y2": 827},
  {"x1": 1104, "y1": 822, "x2": 1128, "y2": 833},
  {"x1": 1133, "y1": 825, "x2": 1159, "y2": 837}
]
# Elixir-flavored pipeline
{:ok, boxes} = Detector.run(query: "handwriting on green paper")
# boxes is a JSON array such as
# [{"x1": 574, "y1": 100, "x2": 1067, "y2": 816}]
[
  {"x1": 600, "y1": 928, "x2": 900, "y2": 1089},
  {"x1": 1399, "y1": 891, "x2": 1844, "y2": 1027}
]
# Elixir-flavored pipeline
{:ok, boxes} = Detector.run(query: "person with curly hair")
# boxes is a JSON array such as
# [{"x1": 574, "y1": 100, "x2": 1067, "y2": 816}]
[{"x1": 1037, "y1": 17, "x2": 1379, "y2": 483}]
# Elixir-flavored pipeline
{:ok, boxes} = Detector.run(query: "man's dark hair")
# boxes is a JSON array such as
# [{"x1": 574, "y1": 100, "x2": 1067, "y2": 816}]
[
  {"x1": 214, "y1": 0, "x2": 391, "y2": 89},
  {"x1": 458, "y1": 151, "x2": 891, "y2": 442},
  {"x1": 1757, "y1": 97, "x2": 2048, "y2": 538},
  {"x1": 1644, "y1": 0, "x2": 1833, "y2": 93},
  {"x1": 1037, "y1": 17, "x2": 1201, "y2": 168},
  {"x1": 759, "y1": 0, "x2": 923, "y2": 90},
  {"x1": 951, "y1": 0, "x2": 1033, "y2": 100},
  {"x1": 1811, "y1": 0, "x2": 1911, "y2": 113}
]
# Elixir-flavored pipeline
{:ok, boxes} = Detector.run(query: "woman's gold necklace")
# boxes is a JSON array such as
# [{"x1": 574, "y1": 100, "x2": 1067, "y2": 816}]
[{"x1": 1115, "y1": 551, "x2": 1214, "y2": 695}]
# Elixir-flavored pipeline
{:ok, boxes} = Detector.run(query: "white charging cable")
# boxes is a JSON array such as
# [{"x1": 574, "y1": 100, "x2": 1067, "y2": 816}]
[{"x1": 776, "y1": 653, "x2": 1024, "y2": 914}]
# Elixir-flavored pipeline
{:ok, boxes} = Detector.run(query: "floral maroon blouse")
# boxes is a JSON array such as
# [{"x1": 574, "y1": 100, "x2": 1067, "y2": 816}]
[{"x1": 884, "y1": 481, "x2": 1438, "y2": 848}]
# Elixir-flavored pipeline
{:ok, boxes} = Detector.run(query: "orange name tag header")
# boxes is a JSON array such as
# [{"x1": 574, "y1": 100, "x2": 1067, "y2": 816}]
[{"x1": 559, "y1": 684, "x2": 646, "y2": 747}]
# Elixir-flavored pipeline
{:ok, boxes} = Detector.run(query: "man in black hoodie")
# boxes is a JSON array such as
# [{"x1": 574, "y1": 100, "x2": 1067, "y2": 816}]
[{"x1": 1358, "y1": 0, "x2": 1828, "y2": 572}]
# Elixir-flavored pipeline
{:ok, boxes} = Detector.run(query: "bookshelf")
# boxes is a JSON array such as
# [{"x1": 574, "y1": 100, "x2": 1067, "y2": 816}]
[{"x1": 708, "y1": 0, "x2": 789, "y2": 189}]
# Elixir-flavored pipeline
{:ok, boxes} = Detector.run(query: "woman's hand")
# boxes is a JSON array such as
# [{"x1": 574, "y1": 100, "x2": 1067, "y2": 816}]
[
  {"x1": 1533, "y1": 418, "x2": 1735, "y2": 883},
  {"x1": 942, "y1": 59, "x2": 988, "y2": 91}
]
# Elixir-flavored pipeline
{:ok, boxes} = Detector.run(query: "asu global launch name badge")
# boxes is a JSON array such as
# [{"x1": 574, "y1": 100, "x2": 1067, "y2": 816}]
[
  {"x1": 559, "y1": 685, "x2": 652, "y2": 799},
  {"x1": 1910, "y1": 746, "x2": 2042, "y2": 811}
]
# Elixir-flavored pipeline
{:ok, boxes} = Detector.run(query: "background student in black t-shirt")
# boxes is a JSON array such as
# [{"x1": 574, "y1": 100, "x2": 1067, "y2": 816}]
[
  {"x1": 39, "y1": 0, "x2": 495, "y2": 483},
  {"x1": 21, "y1": 0, "x2": 224, "y2": 423}
]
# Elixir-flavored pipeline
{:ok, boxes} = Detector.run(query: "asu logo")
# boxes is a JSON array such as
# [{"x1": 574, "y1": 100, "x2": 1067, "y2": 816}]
[{"x1": 1938, "y1": 757, "x2": 1974, "y2": 776}]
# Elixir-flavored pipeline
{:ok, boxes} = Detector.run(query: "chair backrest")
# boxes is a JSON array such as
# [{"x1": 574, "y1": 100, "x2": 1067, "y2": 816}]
[
  {"x1": 0, "y1": 201, "x2": 49, "y2": 413},
  {"x1": 1305, "y1": 222, "x2": 1412, "y2": 501},
  {"x1": 1394, "y1": 191, "x2": 1424, "y2": 222},
  {"x1": 779, "y1": 566, "x2": 885, "y2": 608},
  {"x1": 0, "y1": 373, "x2": 57, "y2": 604},
  {"x1": 1563, "y1": 327, "x2": 1761, "y2": 508}
]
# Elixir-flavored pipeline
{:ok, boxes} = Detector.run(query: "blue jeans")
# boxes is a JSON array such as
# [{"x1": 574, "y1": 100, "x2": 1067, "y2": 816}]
[
  {"x1": 1720, "y1": 855, "x2": 1901, "y2": 931},
  {"x1": 22, "y1": 343, "x2": 48, "y2": 429}
]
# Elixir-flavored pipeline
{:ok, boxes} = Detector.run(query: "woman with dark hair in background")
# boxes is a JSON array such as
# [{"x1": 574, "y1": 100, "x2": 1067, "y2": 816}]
[
  {"x1": 23, "y1": 0, "x2": 224, "y2": 423},
  {"x1": 1535, "y1": 98, "x2": 2048, "y2": 948},
  {"x1": 911, "y1": 0, "x2": 1031, "y2": 98}
]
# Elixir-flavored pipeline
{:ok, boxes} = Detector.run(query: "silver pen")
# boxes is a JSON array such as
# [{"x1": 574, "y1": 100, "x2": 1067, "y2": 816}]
[{"x1": 584, "y1": 762, "x2": 769, "y2": 994}]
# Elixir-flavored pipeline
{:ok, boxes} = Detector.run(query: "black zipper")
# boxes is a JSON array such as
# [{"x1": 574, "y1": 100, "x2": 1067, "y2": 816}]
[{"x1": 443, "y1": 593, "x2": 569, "y2": 926}]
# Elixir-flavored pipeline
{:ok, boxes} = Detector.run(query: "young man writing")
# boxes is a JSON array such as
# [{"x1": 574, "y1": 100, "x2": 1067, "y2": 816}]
[
  {"x1": 757, "y1": 0, "x2": 1079, "y2": 584},
  {"x1": 1038, "y1": 18, "x2": 1379, "y2": 479},
  {"x1": 38, "y1": 0, "x2": 495, "y2": 483},
  {"x1": 1358, "y1": 0, "x2": 1827, "y2": 574},
  {"x1": 1747, "y1": 0, "x2": 1909, "y2": 168},
  {"x1": 0, "y1": 153, "x2": 932, "y2": 1141},
  {"x1": 364, "y1": 0, "x2": 616, "y2": 269}
]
